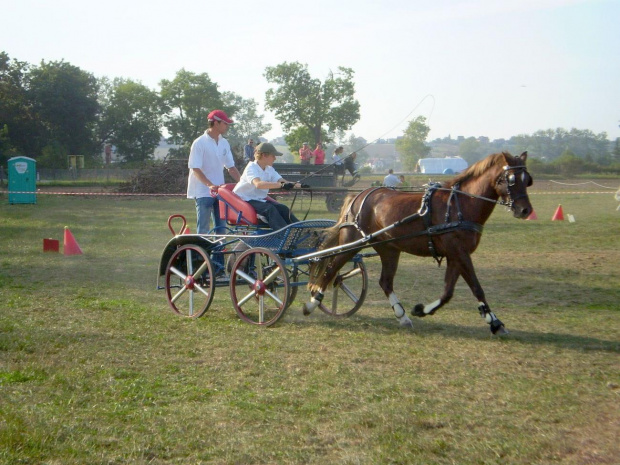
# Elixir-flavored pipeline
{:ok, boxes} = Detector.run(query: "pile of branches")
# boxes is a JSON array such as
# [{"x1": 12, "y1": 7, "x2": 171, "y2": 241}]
[{"x1": 117, "y1": 159, "x2": 188, "y2": 194}]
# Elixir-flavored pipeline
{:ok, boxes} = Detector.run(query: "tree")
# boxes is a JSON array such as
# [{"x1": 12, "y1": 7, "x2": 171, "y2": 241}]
[
  {"x1": 264, "y1": 62, "x2": 360, "y2": 147},
  {"x1": 458, "y1": 137, "x2": 485, "y2": 165},
  {"x1": 395, "y1": 116, "x2": 431, "y2": 170},
  {"x1": 0, "y1": 52, "x2": 40, "y2": 157},
  {"x1": 99, "y1": 78, "x2": 162, "y2": 164},
  {"x1": 160, "y1": 69, "x2": 231, "y2": 157},
  {"x1": 28, "y1": 60, "x2": 100, "y2": 163},
  {"x1": 222, "y1": 92, "x2": 271, "y2": 148}
]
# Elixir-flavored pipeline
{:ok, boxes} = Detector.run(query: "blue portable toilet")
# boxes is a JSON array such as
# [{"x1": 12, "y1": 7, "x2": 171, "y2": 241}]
[{"x1": 8, "y1": 156, "x2": 37, "y2": 204}]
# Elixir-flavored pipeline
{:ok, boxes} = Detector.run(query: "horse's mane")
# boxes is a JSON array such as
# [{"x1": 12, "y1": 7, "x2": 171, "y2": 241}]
[{"x1": 445, "y1": 152, "x2": 513, "y2": 187}]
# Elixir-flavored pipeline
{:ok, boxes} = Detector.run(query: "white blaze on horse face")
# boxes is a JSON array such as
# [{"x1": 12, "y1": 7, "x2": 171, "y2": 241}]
[{"x1": 424, "y1": 299, "x2": 441, "y2": 315}]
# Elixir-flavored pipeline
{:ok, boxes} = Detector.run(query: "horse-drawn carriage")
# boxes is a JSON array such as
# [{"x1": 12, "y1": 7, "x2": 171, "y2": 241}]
[
  {"x1": 271, "y1": 163, "x2": 359, "y2": 213},
  {"x1": 156, "y1": 184, "x2": 368, "y2": 326},
  {"x1": 157, "y1": 151, "x2": 534, "y2": 333}
]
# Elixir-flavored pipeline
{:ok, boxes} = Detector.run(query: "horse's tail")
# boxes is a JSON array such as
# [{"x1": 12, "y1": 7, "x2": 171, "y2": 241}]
[{"x1": 308, "y1": 194, "x2": 357, "y2": 293}]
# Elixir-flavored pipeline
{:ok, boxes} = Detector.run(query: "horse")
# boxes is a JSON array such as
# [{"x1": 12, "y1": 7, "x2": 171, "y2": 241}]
[{"x1": 302, "y1": 151, "x2": 533, "y2": 334}]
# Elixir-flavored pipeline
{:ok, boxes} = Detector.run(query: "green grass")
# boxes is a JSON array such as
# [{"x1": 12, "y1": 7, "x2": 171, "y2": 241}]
[{"x1": 0, "y1": 190, "x2": 619, "y2": 464}]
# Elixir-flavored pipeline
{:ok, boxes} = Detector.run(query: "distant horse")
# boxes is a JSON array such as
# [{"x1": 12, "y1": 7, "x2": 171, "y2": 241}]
[{"x1": 303, "y1": 152, "x2": 533, "y2": 334}]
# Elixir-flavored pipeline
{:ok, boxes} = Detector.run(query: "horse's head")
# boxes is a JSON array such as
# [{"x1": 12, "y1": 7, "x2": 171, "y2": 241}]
[{"x1": 495, "y1": 152, "x2": 533, "y2": 219}]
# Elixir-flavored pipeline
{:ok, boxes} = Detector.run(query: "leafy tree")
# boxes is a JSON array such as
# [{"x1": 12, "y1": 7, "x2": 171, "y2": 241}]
[
  {"x1": 395, "y1": 116, "x2": 431, "y2": 170},
  {"x1": 99, "y1": 78, "x2": 162, "y2": 164},
  {"x1": 160, "y1": 69, "x2": 231, "y2": 157},
  {"x1": 28, "y1": 59, "x2": 100, "y2": 164},
  {"x1": 613, "y1": 138, "x2": 620, "y2": 163},
  {"x1": 223, "y1": 92, "x2": 272, "y2": 148},
  {"x1": 458, "y1": 137, "x2": 485, "y2": 165},
  {"x1": 0, "y1": 52, "x2": 40, "y2": 157},
  {"x1": 552, "y1": 149, "x2": 586, "y2": 176},
  {"x1": 264, "y1": 62, "x2": 360, "y2": 146}
]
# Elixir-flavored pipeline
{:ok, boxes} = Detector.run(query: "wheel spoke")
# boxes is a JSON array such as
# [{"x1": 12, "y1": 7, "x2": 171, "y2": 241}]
[{"x1": 169, "y1": 266, "x2": 186, "y2": 280}]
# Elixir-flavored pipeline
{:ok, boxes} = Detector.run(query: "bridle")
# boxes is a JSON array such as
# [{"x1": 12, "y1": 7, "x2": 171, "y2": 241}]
[{"x1": 495, "y1": 164, "x2": 532, "y2": 210}]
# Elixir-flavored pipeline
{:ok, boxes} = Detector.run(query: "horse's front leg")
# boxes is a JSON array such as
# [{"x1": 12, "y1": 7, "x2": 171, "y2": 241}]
[
  {"x1": 376, "y1": 247, "x2": 412, "y2": 328},
  {"x1": 457, "y1": 253, "x2": 508, "y2": 335},
  {"x1": 412, "y1": 258, "x2": 459, "y2": 318}
]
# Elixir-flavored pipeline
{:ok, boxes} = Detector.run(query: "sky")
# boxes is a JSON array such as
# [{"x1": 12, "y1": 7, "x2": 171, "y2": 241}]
[{"x1": 2, "y1": 0, "x2": 619, "y2": 143}]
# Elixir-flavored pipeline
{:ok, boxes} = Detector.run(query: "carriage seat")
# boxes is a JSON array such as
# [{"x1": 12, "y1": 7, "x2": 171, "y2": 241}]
[{"x1": 218, "y1": 184, "x2": 274, "y2": 226}]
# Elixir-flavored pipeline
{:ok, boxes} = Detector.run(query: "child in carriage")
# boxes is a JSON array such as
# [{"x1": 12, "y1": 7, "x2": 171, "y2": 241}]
[{"x1": 233, "y1": 142, "x2": 302, "y2": 231}]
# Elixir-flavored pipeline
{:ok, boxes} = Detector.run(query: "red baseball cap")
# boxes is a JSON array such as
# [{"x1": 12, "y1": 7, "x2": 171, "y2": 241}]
[{"x1": 208, "y1": 109, "x2": 234, "y2": 124}]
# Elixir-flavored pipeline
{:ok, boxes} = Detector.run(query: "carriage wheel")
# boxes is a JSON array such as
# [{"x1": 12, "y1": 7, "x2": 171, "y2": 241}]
[
  {"x1": 230, "y1": 248, "x2": 290, "y2": 326},
  {"x1": 318, "y1": 259, "x2": 368, "y2": 318},
  {"x1": 165, "y1": 245, "x2": 215, "y2": 318},
  {"x1": 326, "y1": 194, "x2": 345, "y2": 213}
]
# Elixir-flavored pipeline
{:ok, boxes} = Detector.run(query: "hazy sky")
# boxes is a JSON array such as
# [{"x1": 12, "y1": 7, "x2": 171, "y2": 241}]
[{"x1": 2, "y1": 0, "x2": 619, "y2": 142}]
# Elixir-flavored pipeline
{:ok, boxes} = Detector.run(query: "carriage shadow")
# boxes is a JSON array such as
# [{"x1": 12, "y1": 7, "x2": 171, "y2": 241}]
[{"x1": 296, "y1": 313, "x2": 620, "y2": 354}]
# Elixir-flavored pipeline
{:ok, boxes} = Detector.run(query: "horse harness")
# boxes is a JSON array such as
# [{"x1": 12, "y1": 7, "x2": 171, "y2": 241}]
[{"x1": 335, "y1": 183, "x2": 482, "y2": 265}]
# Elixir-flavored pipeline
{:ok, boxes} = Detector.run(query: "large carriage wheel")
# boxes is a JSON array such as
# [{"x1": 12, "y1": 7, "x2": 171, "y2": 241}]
[
  {"x1": 318, "y1": 259, "x2": 368, "y2": 318},
  {"x1": 229, "y1": 248, "x2": 290, "y2": 326},
  {"x1": 165, "y1": 245, "x2": 215, "y2": 318}
]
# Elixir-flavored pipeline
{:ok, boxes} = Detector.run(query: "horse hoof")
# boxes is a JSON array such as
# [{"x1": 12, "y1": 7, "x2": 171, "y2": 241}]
[
  {"x1": 399, "y1": 317, "x2": 414, "y2": 328},
  {"x1": 412, "y1": 304, "x2": 425, "y2": 318},
  {"x1": 302, "y1": 304, "x2": 312, "y2": 316},
  {"x1": 492, "y1": 325, "x2": 509, "y2": 335}
]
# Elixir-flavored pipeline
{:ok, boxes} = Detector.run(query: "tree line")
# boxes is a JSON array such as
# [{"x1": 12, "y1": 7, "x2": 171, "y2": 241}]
[
  {"x1": 396, "y1": 117, "x2": 620, "y2": 175},
  {"x1": 2, "y1": 50, "x2": 618, "y2": 176},
  {"x1": 0, "y1": 54, "x2": 361, "y2": 169}
]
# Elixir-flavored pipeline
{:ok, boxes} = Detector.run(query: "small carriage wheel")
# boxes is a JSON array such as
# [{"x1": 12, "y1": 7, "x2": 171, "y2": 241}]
[
  {"x1": 165, "y1": 245, "x2": 215, "y2": 318},
  {"x1": 318, "y1": 259, "x2": 368, "y2": 318},
  {"x1": 326, "y1": 194, "x2": 345, "y2": 213},
  {"x1": 229, "y1": 247, "x2": 290, "y2": 326}
]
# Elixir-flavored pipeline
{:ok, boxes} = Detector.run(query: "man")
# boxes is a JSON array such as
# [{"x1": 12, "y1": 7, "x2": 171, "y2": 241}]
[
  {"x1": 243, "y1": 139, "x2": 255, "y2": 162},
  {"x1": 234, "y1": 142, "x2": 301, "y2": 231},
  {"x1": 299, "y1": 142, "x2": 313, "y2": 165},
  {"x1": 187, "y1": 109, "x2": 241, "y2": 234},
  {"x1": 383, "y1": 169, "x2": 401, "y2": 187},
  {"x1": 313, "y1": 142, "x2": 325, "y2": 165}
]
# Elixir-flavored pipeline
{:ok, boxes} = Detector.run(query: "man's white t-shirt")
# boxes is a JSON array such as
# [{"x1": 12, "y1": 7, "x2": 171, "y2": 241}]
[
  {"x1": 383, "y1": 173, "x2": 401, "y2": 187},
  {"x1": 233, "y1": 162, "x2": 282, "y2": 202},
  {"x1": 186, "y1": 131, "x2": 235, "y2": 199}
]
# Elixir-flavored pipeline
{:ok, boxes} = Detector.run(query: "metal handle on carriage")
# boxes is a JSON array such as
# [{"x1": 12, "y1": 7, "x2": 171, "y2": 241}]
[{"x1": 167, "y1": 214, "x2": 187, "y2": 236}]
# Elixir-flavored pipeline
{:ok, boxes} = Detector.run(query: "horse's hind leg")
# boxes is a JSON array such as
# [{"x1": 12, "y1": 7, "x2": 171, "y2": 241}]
[{"x1": 376, "y1": 247, "x2": 413, "y2": 328}]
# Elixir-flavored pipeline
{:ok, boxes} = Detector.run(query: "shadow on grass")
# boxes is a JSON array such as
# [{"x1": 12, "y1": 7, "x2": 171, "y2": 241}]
[{"x1": 296, "y1": 313, "x2": 620, "y2": 353}]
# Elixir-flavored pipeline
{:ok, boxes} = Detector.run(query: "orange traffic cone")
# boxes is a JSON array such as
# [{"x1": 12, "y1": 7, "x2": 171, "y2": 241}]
[
  {"x1": 526, "y1": 210, "x2": 538, "y2": 220},
  {"x1": 551, "y1": 205, "x2": 564, "y2": 221},
  {"x1": 183, "y1": 226, "x2": 191, "y2": 234},
  {"x1": 63, "y1": 227, "x2": 83, "y2": 255}
]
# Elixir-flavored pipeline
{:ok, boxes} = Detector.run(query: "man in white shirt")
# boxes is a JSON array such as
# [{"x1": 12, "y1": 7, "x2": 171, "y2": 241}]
[
  {"x1": 234, "y1": 142, "x2": 301, "y2": 231},
  {"x1": 187, "y1": 109, "x2": 241, "y2": 234},
  {"x1": 383, "y1": 169, "x2": 401, "y2": 188}
]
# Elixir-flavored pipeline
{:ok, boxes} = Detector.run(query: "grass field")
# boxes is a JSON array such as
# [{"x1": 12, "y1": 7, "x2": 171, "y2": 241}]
[{"x1": 1, "y1": 186, "x2": 619, "y2": 464}]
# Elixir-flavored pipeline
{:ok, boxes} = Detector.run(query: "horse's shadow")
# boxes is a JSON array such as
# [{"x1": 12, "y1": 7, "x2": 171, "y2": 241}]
[{"x1": 294, "y1": 313, "x2": 620, "y2": 354}]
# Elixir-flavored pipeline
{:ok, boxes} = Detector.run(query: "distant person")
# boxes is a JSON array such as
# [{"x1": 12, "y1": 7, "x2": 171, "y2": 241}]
[
  {"x1": 344, "y1": 151, "x2": 360, "y2": 180},
  {"x1": 332, "y1": 146, "x2": 345, "y2": 175},
  {"x1": 243, "y1": 139, "x2": 255, "y2": 162},
  {"x1": 383, "y1": 169, "x2": 401, "y2": 187},
  {"x1": 234, "y1": 142, "x2": 301, "y2": 231},
  {"x1": 299, "y1": 142, "x2": 313, "y2": 165},
  {"x1": 399, "y1": 174, "x2": 409, "y2": 188},
  {"x1": 313, "y1": 143, "x2": 325, "y2": 165},
  {"x1": 187, "y1": 109, "x2": 241, "y2": 234}
]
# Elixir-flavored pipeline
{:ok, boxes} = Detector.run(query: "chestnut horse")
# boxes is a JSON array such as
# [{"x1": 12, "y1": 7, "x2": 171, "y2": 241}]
[{"x1": 303, "y1": 152, "x2": 533, "y2": 334}]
